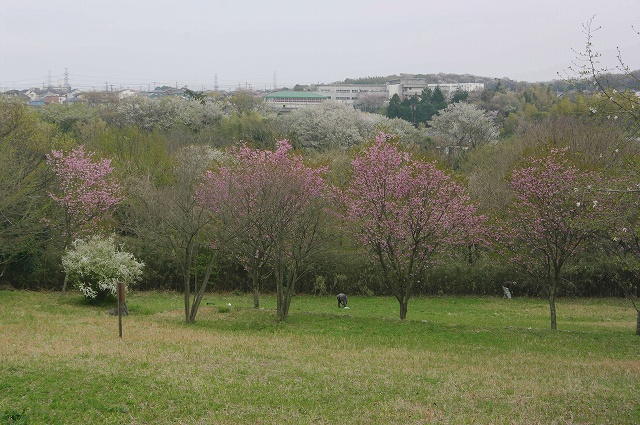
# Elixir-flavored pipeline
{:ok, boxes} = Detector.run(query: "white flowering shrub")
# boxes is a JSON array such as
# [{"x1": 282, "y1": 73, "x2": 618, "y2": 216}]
[
  {"x1": 62, "y1": 235, "x2": 144, "y2": 299},
  {"x1": 275, "y1": 102, "x2": 426, "y2": 150}
]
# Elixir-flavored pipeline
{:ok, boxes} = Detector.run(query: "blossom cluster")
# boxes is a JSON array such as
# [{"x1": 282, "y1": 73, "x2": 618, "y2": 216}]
[
  {"x1": 62, "y1": 235, "x2": 144, "y2": 299},
  {"x1": 46, "y1": 145, "x2": 123, "y2": 235}
]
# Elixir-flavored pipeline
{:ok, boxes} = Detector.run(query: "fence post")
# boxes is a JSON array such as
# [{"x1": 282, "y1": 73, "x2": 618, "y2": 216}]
[{"x1": 117, "y1": 281, "x2": 125, "y2": 338}]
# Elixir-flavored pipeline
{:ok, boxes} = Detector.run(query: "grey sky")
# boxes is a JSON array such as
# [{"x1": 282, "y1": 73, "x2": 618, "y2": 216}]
[{"x1": 1, "y1": 0, "x2": 639, "y2": 91}]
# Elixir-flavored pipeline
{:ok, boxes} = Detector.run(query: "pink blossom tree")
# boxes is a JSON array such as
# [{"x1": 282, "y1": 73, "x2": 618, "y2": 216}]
[
  {"x1": 47, "y1": 145, "x2": 123, "y2": 292},
  {"x1": 342, "y1": 133, "x2": 484, "y2": 320},
  {"x1": 47, "y1": 145, "x2": 123, "y2": 243},
  {"x1": 496, "y1": 148, "x2": 604, "y2": 330},
  {"x1": 197, "y1": 140, "x2": 327, "y2": 320}
]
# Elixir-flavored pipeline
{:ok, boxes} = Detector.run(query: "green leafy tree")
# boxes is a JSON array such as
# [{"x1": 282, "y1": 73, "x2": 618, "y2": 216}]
[
  {"x1": 386, "y1": 94, "x2": 402, "y2": 119},
  {"x1": 451, "y1": 89, "x2": 469, "y2": 103},
  {"x1": 0, "y1": 101, "x2": 55, "y2": 281},
  {"x1": 431, "y1": 86, "x2": 448, "y2": 111},
  {"x1": 38, "y1": 103, "x2": 99, "y2": 135}
]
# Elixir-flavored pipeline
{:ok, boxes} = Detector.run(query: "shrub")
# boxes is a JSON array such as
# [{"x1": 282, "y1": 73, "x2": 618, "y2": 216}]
[{"x1": 62, "y1": 235, "x2": 144, "y2": 299}]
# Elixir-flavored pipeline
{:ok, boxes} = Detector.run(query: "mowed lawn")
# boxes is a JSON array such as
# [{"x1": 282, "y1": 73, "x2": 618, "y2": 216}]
[{"x1": 1, "y1": 290, "x2": 638, "y2": 424}]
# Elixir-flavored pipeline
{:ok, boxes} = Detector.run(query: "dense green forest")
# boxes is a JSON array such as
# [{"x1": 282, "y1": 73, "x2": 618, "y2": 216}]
[{"x1": 1, "y1": 81, "x2": 639, "y2": 307}]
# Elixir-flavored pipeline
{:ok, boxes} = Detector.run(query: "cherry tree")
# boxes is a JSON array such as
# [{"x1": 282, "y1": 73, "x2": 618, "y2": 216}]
[
  {"x1": 198, "y1": 140, "x2": 327, "y2": 320},
  {"x1": 496, "y1": 148, "x2": 604, "y2": 330},
  {"x1": 47, "y1": 145, "x2": 123, "y2": 245},
  {"x1": 47, "y1": 145, "x2": 123, "y2": 292},
  {"x1": 342, "y1": 133, "x2": 483, "y2": 320},
  {"x1": 601, "y1": 181, "x2": 640, "y2": 336}
]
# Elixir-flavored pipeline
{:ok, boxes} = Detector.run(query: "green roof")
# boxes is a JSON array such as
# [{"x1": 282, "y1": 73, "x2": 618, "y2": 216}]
[{"x1": 264, "y1": 91, "x2": 328, "y2": 99}]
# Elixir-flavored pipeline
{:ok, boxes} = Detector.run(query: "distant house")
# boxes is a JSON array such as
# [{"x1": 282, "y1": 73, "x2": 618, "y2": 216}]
[
  {"x1": 138, "y1": 87, "x2": 188, "y2": 99},
  {"x1": 1, "y1": 90, "x2": 30, "y2": 102},
  {"x1": 44, "y1": 95, "x2": 64, "y2": 105},
  {"x1": 62, "y1": 96, "x2": 84, "y2": 104},
  {"x1": 28, "y1": 100, "x2": 45, "y2": 107},
  {"x1": 264, "y1": 91, "x2": 328, "y2": 113},
  {"x1": 117, "y1": 89, "x2": 138, "y2": 99}
]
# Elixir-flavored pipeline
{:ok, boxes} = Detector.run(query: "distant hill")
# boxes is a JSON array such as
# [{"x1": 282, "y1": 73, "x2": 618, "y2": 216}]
[
  {"x1": 341, "y1": 73, "x2": 499, "y2": 85},
  {"x1": 339, "y1": 70, "x2": 640, "y2": 93}
]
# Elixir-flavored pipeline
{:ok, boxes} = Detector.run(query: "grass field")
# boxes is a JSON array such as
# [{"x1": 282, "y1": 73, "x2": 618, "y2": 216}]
[{"x1": 1, "y1": 290, "x2": 638, "y2": 424}]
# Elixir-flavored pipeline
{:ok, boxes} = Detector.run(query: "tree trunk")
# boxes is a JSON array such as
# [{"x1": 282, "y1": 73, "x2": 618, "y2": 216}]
[
  {"x1": 280, "y1": 270, "x2": 297, "y2": 321},
  {"x1": 549, "y1": 266, "x2": 560, "y2": 331},
  {"x1": 276, "y1": 266, "x2": 285, "y2": 321},
  {"x1": 183, "y1": 242, "x2": 194, "y2": 323},
  {"x1": 253, "y1": 286, "x2": 260, "y2": 309},
  {"x1": 549, "y1": 292, "x2": 557, "y2": 330},
  {"x1": 399, "y1": 298, "x2": 408, "y2": 320},
  {"x1": 187, "y1": 253, "x2": 217, "y2": 323},
  {"x1": 62, "y1": 271, "x2": 69, "y2": 294},
  {"x1": 251, "y1": 269, "x2": 260, "y2": 309},
  {"x1": 281, "y1": 292, "x2": 291, "y2": 320}
]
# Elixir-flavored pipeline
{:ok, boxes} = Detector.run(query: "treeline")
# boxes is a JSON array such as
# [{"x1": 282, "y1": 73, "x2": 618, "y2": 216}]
[{"x1": 0, "y1": 86, "x2": 638, "y2": 303}]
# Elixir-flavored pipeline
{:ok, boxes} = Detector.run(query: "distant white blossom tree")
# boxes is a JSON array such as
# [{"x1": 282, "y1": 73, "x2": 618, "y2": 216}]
[
  {"x1": 115, "y1": 96, "x2": 225, "y2": 131},
  {"x1": 429, "y1": 102, "x2": 499, "y2": 150},
  {"x1": 275, "y1": 102, "x2": 419, "y2": 150}
]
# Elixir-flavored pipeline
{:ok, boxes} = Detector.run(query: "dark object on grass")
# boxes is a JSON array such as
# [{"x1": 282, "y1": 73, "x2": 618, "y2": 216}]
[{"x1": 337, "y1": 293, "x2": 348, "y2": 308}]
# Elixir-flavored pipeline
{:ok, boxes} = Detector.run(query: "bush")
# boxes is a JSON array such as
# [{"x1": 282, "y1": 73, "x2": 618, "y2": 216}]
[{"x1": 62, "y1": 235, "x2": 144, "y2": 299}]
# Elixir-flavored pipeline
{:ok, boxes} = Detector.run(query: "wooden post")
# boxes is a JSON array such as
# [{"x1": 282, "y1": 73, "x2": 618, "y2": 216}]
[{"x1": 117, "y1": 281, "x2": 125, "y2": 338}]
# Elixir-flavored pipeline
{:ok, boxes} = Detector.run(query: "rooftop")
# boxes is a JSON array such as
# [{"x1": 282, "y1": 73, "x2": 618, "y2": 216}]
[{"x1": 265, "y1": 91, "x2": 328, "y2": 99}]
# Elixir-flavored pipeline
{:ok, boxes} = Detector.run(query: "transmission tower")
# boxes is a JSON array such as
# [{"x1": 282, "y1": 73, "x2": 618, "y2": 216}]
[
  {"x1": 214, "y1": 74, "x2": 218, "y2": 91},
  {"x1": 273, "y1": 71, "x2": 277, "y2": 91},
  {"x1": 64, "y1": 68, "x2": 70, "y2": 90}
]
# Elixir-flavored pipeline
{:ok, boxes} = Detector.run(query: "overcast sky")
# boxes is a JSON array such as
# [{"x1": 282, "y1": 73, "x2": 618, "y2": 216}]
[{"x1": 1, "y1": 0, "x2": 639, "y2": 91}]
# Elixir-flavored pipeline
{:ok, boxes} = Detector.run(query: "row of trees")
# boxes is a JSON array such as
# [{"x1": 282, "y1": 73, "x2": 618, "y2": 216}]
[
  {"x1": 38, "y1": 127, "x2": 640, "y2": 333},
  {"x1": 2, "y1": 21, "x2": 640, "y2": 330}
]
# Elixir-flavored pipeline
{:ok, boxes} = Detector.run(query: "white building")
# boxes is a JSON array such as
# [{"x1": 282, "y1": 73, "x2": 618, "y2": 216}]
[
  {"x1": 387, "y1": 79, "x2": 484, "y2": 100},
  {"x1": 316, "y1": 84, "x2": 387, "y2": 105}
]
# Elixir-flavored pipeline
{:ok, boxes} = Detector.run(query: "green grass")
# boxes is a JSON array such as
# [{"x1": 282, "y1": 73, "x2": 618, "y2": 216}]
[{"x1": 1, "y1": 290, "x2": 638, "y2": 424}]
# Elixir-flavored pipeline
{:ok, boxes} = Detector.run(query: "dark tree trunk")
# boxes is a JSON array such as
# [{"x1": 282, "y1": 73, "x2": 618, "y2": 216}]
[
  {"x1": 183, "y1": 241, "x2": 194, "y2": 322},
  {"x1": 549, "y1": 291, "x2": 557, "y2": 331},
  {"x1": 62, "y1": 271, "x2": 69, "y2": 294},
  {"x1": 549, "y1": 266, "x2": 560, "y2": 331},
  {"x1": 276, "y1": 266, "x2": 284, "y2": 321},
  {"x1": 399, "y1": 298, "x2": 408, "y2": 320},
  {"x1": 187, "y1": 254, "x2": 216, "y2": 323},
  {"x1": 253, "y1": 283, "x2": 260, "y2": 309}
]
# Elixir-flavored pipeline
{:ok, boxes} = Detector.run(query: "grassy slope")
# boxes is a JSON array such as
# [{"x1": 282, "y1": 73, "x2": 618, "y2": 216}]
[{"x1": 0, "y1": 291, "x2": 638, "y2": 424}]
